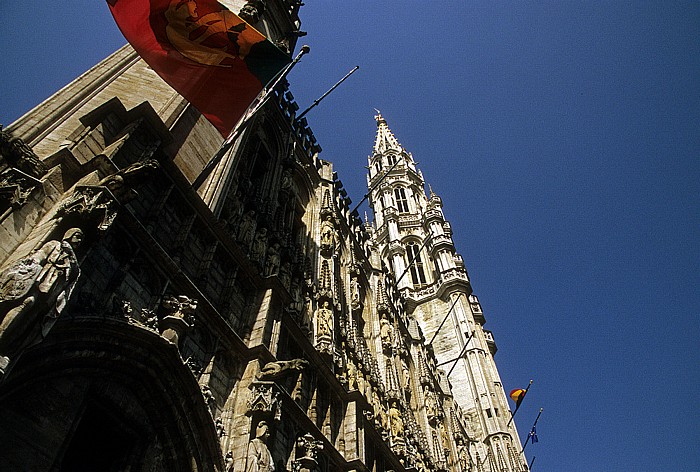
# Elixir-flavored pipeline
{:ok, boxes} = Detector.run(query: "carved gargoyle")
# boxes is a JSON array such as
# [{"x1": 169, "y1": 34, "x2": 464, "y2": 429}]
[
  {"x1": 0, "y1": 125, "x2": 47, "y2": 179},
  {"x1": 257, "y1": 358, "x2": 309, "y2": 381},
  {"x1": 97, "y1": 158, "x2": 159, "y2": 202}
]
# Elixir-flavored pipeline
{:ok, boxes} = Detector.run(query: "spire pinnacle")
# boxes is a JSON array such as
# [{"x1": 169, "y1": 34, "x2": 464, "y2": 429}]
[{"x1": 373, "y1": 111, "x2": 402, "y2": 155}]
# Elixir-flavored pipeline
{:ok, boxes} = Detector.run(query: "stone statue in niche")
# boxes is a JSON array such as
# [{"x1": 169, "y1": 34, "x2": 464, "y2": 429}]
[
  {"x1": 0, "y1": 228, "x2": 83, "y2": 371},
  {"x1": 238, "y1": 210, "x2": 257, "y2": 249},
  {"x1": 224, "y1": 451, "x2": 234, "y2": 472},
  {"x1": 356, "y1": 370, "x2": 366, "y2": 398},
  {"x1": 401, "y1": 358, "x2": 411, "y2": 390},
  {"x1": 246, "y1": 420, "x2": 274, "y2": 472},
  {"x1": 257, "y1": 358, "x2": 309, "y2": 382},
  {"x1": 350, "y1": 277, "x2": 361, "y2": 309},
  {"x1": 346, "y1": 358, "x2": 358, "y2": 391},
  {"x1": 264, "y1": 242, "x2": 281, "y2": 276},
  {"x1": 278, "y1": 262, "x2": 291, "y2": 289},
  {"x1": 239, "y1": 0, "x2": 265, "y2": 25},
  {"x1": 97, "y1": 159, "x2": 159, "y2": 203},
  {"x1": 456, "y1": 437, "x2": 472, "y2": 471},
  {"x1": 424, "y1": 386, "x2": 437, "y2": 419},
  {"x1": 315, "y1": 300, "x2": 333, "y2": 338},
  {"x1": 388, "y1": 401, "x2": 404, "y2": 439},
  {"x1": 215, "y1": 417, "x2": 226, "y2": 437},
  {"x1": 372, "y1": 391, "x2": 388, "y2": 431},
  {"x1": 223, "y1": 191, "x2": 244, "y2": 231},
  {"x1": 250, "y1": 228, "x2": 268, "y2": 267},
  {"x1": 202, "y1": 385, "x2": 216, "y2": 415},
  {"x1": 380, "y1": 315, "x2": 393, "y2": 350},
  {"x1": 319, "y1": 216, "x2": 336, "y2": 254},
  {"x1": 279, "y1": 168, "x2": 293, "y2": 193},
  {"x1": 160, "y1": 295, "x2": 196, "y2": 347},
  {"x1": 464, "y1": 408, "x2": 483, "y2": 440}
]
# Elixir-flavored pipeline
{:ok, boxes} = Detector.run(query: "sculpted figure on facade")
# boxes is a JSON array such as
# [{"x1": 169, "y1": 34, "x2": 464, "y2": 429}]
[
  {"x1": 350, "y1": 277, "x2": 361, "y2": 310},
  {"x1": 319, "y1": 215, "x2": 336, "y2": 254},
  {"x1": 388, "y1": 401, "x2": 404, "y2": 439},
  {"x1": 315, "y1": 300, "x2": 332, "y2": 339},
  {"x1": 372, "y1": 391, "x2": 388, "y2": 432},
  {"x1": 224, "y1": 451, "x2": 234, "y2": 472},
  {"x1": 380, "y1": 315, "x2": 393, "y2": 350},
  {"x1": 279, "y1": 168, "x2": 293, "y2": 193},
  {"x1": 0, "y1": 228, "x2": 83, "y2": 369},
  {"x1": 257, "y1": 358, "x2": 309, "y2": 382},
  {"x1": 264, "y1": 242, "x2": 281, "y2": 276},
  {"x1": 424, "y1": 386, "x2": 437, "y2": 420},
  {"x1": 346, "y1": 358, "x2": 358, "y2": 391},
  {"x1": 250, "y1": 228, "x2": 268, "y2": 267},
  {"x1": 246, "y1": 420, "x2": 275, "y2": 472},
  {"x1": 223, "y1": 191, "x2": 244, "y2": 231},
  {"x1": 456, "y1": 437, "x2": 472, "y2": 471},
  {"x1": 464, "y1": 408, "x2": 483, "y2": 440},
  {"x1": 238, "y1": 210, "x2": 257, "y2": 249}
]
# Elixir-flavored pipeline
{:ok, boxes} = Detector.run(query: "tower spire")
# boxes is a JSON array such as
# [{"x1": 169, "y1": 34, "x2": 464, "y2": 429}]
[{"x1": 373, "y1": 110, "x2": 403, "y2": 155}]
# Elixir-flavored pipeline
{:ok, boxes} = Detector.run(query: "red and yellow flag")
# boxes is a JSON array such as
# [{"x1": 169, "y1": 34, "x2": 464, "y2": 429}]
[
  {"x1": 510, "y1": 388, "x2": 527, "y2": 408},
  {"x1": 108, "y1": 0, "x2": 291, "y2": 136}
]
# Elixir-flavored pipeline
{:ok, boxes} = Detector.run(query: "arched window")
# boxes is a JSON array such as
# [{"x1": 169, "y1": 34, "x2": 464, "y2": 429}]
[
  {"x1": 387, "y1": 154, "x2": 397, "y2": 166},
  {"x1": 394, "y1": 187, "x2": 409, "y2": 212},
  {"x1": 407, "y1": 242, "x2": 427, "y2": 285},
  {"x1": 374, "y1": 159, "x2": 382, "y2": 175}
]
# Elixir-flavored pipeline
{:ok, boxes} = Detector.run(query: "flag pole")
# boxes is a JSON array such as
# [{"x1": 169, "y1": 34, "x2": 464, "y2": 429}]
[
  {"x1": 522, "y1": 407, "x2": 543, "y2": 452},
  {"x1": 507, "y1": 379, "x2": 533, "y2": 427},
  {"x1": 528, "y1": 456, "x2": 536, "y2": 471},
  {"x1": 395, "y1": 236, "x2": 431, "y2": 285},
  {"x1": 445, "y1": 331, "x2": 475, "y2": 377},
  {"x1": 427, "y1": 293, "x2": 463, "y2": 346},
  {"x1": 350, "y1": 154, "x2": 404, "y2": 214},
  {"x1": 193, "y1": 45, "x2": 310, "y2": 190},
  {"x1": 296, "y1": 66, "x2": 359, "y2": 121}
]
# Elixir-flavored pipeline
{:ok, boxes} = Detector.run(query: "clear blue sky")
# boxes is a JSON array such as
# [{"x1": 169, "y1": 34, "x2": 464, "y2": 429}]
[{"x1": 2, "y1": 2, "x2": 699, "y2": 471}]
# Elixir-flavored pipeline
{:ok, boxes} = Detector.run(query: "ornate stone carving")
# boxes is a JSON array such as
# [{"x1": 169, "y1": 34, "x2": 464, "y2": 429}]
[
  {"x1": 292, "y1": 432, "x2": 323, "y2": 472},
  {"x1": 0, "y1": 125, "x2": 47, "y2": 178},
  {"x1": 215, "y1": 416, "x2": 226, "y2": 437},
  {"x1": 96, "y1": 159, "x2": 159, "y2": 203},
  {"x1": 0, "y1": 227, "x2": 83, "y2": 372},
  {"x1": 239, "y1": 0, "x2": 265, "y2": 24},
  {"x1": 388, "y1": 400, "x2": 405, "y2": 444},
  {"x1": 314, "y1": 300, "x2": 333, "y2": 354},
  {"x1": 224, "y1": 451, "x2": 234, "y2": 472},
  {"x1": 464, "y1": 408, "x2": 483, "y2": 441},
  {"x1": 0, "y1": 168, "x2": 42, "y2": 209},
  {"x1": 256, "y1": 358, "x2": 308, "y2": 381},
  {"x1": 238, "y1": 210, "x2": 257, "y2": 249},
  {"x1": 264, "y1": 242, "x2": 281, "y2": 276},
  {"x1": 57, "y1": 186, "x2": 118, "y2": 231},
  {"x1": 380, "y1": 314, "x2": 393, "y2": 351},
  {"x1": 250, "y1": 227, "x2": 268, "y2": 267},
  {"x1": 247, "y1": 382, "x2": 281, "y2": 420},
  {"x1": 201, "y1": 385, "x2": 217, "y2": 415},
  {"x1": 159, "y1": 295, "x2": 196, "y2": 347},
  {"x1": 246, "y1": 420, "x2": 274, "y2": 472},
  {"x1": 319, "y1": 215, "x2": 337, "y2": 256}
]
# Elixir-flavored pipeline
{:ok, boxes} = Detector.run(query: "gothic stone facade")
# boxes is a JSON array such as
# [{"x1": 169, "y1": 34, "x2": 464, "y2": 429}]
[{"x1": 0, "y1": 2, "x2": 526, "y2": 471}]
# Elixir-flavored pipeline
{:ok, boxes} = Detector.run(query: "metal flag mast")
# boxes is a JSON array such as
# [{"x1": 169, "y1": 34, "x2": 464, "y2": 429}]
[
  {"x1": 193, "y1": 45, "x2": 310, "y2": 190},
  {"x1": 507, "y1": 379, "x2": 533, "y2": 427},
  {"x1": 522, "y1": 407, "x2": 543, "y2": 452}
]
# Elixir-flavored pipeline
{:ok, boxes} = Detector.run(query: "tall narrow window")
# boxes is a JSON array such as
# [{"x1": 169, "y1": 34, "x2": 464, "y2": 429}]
[
  {"x1": 387, "y1": 154, "x2": 397, "y2": 166},
  {"x1": 407, "y1": 242, "x2": 427, "y2": 285},
  {"x1": 394, "y1": 187, "x2": 409, "y2": 212}
]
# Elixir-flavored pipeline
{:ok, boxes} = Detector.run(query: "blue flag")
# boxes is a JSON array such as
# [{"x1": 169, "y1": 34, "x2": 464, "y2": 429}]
[{"x1": 529, "y1": 425, "x2": 538, "y2": 444}]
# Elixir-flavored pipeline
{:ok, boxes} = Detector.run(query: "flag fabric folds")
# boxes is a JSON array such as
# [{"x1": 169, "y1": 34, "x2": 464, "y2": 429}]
[
  {"x1": 107, "y1": 0, "x2": 291, "y2": 137},
  {"x1": 509, "y1": 388, "x2": 527, "y2": 408},
  {"x1": 529, "y1": 425, "x2": 538, "y2": 444}
]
